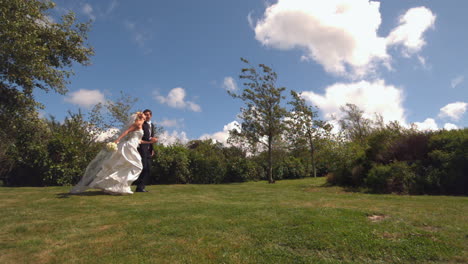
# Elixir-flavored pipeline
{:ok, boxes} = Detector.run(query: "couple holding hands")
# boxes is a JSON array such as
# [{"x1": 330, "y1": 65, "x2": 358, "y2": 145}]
[{"x1": 70, "y1": 109, "x2": 158, "y2": 195}]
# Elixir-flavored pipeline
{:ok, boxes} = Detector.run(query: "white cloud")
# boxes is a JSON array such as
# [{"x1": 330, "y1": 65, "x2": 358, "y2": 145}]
[
  {"x1": 254, "y1": 0, "x2": 388, "y2": 77},
  {"x1": 253, "y1": 0, "x2": 435, "y2": 77},
  {"x1": 82, "y1": 3, "x2": 96, "y2": 20},
  {"x1": 64, "y1": 89, "x2": 105, "y2": 108},
  {"x1": 159, "y1": 118, "x2": 183, "y2": 128},
  {"x1": 158, "y1": 130, "x2": 189, "y2": 146},
  {"x1": 413, "y1": 118, "x2": 438, "y2": 131},
  {"x1": 438, "y1": 102, "x2": 467, "y2": 121},
  {"x1": 301, "y1": 80, "x2": 406, "y2": 125},
  {"x1": 223, "y1": 77, "x2": 238, "y2": 92},
  {"x1": 386, "y1": 7, "x2": 436, "y2": 56},
  {"x1": 417, "y1": 55, "x2": 431, "y2": 70},
  {"x1": 95, "y1": 127, "x2": 119, "y2": 142},
  {"x1": 451, "y1": 75, "x2": 464, "y2": 88},
  {"x1": 443, "y1": 123, "x2": 458, "y2": 130},
  {"x1": 155, "y1": 87, "x2": 201, "y2": 112},
  {"x1": 104, "y1": 0, "x2": 118, "y2": 16},
  {"x1": 35, "y1": 15, "x2": 55, "y2": 28},
  {"x1": 247, "y1": 11, "x2": 255, "y2": 30},
  {"x1": 123, "y1": 19, "x2": 153, "y2": 53},
  {"x1": 199, "y1": 121, "x2": 240, "y2": 146}
]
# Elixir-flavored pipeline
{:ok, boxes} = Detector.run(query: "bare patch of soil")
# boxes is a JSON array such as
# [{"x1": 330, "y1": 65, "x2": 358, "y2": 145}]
[{"x1": 368, "y1": 214, "x2": 388, "y2": 222}]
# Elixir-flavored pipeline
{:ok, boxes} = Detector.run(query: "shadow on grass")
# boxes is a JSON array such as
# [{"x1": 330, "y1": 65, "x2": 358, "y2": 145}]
[
  {"x1": 56, "y1": 191, "x2": 109, "y2": 198},
  {"x1": 317, "y1": 182, "x2": 368, "y2": 194}
]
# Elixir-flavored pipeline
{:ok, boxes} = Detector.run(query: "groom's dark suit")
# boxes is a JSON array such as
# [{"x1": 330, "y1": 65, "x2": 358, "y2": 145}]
[{"x1": 136, "y1": 121, "x2": 154, "y2": 191}]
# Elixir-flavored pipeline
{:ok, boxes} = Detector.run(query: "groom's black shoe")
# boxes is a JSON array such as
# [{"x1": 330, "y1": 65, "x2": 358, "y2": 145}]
[{"x1": 135, "y1": 189, "x2": 148, "y2": 192}]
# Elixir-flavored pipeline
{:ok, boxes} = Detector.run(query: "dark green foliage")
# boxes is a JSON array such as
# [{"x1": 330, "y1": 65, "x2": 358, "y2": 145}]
[
  {"x1": 187, "y1": 140, "x2": 227, "y2": 184},
  {"x1": 224, "y1": 158, "x2": 262, "y2": 182},
  {"x1": 5, "y1": 111, "x2": 101, "y2": 186},
  {"x1": 365, "y1": 161, "x2": 416, "y2": 194},
  {"x1": 43, "y1": 112, "x2": 101, "y2": 185},
  {"x1": 426, "y1": 129, "x2": 468, "y2": 195},
  {"x1": 324, "y1": 140, "x2": 367, "y2": 186},
  {"x1": 274, "y1": 156, "x2": 306, "y2": 180},
  {"x1": 149, "y1": 140, "x2": 270, "y2": 184},
  {"x1": 0, "y1": 0, "x2": 94, "y2": 185},
  {"x1": 152, "y1": 144, "x2": 190, "y2": 184},
  {"x1": 327, "y1": 124, "x2": 468, "y2": 195}
]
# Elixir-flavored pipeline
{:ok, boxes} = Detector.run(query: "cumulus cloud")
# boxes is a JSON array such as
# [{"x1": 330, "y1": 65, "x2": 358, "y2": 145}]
[
  {"x1": 443, "y1": 123, "x2": 458, "y2": 130},
  {"x1": 413, "y1": 118, "x2": 438, "y2": 131},
  {"x1": 451, "y1": 75, "x2": 464, "y2": 88},
  {"x1": 386, "y1": 7, "x2": 436, "y2": 56},
  {"x1": 253, "y1": 0, "x2": 435, "y2": 77},
  {"x1": 64, "y1": 89, "x2": 105, "y2": 108},
  {"x1": 199, "y1": 121, "x2": 240, "y2": 146},
  {"x1": 301, "y1": 80, "x2": 406, "y2": 125},
  {"x1": 438, "y1": 102, "x2": 467, "y2": 121},
  {"x1": 159, "y1": 118, "x2": 183, "y2": 128},
  {"x1": 155, "y1": 88, "x2": 201, "y2": 112},
  {"x1": 158, "y1": 130, "x2": 189, "y2": 146},
  {"x1": 222, "y1": 77, "x2": 238, "y2": 92},
  {"x1": 81, "y1": 3, "x2": 96, "y2": 20}
]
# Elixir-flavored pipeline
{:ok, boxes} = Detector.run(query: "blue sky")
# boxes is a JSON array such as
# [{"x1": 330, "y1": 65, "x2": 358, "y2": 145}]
[{"x1": 35, "y1": 0, "x2": 468, "y2": 145}]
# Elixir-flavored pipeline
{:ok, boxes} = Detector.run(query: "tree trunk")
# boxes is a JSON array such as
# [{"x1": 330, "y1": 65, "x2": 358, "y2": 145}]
[
  {"x1": 312, "y1": 149, "x2": 316, "y2": 178},
  {"x1": 268, "y1": 136, "x2": 274, "y2": 183},
  {"x1": 309, "y1": 138, "x2": 316, "y2": 178}
]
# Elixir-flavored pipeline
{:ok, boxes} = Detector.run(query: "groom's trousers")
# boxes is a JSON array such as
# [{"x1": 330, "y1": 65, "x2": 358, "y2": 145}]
[{"x1": 137, "y1": 145, "x2": 151, "y2": 190}]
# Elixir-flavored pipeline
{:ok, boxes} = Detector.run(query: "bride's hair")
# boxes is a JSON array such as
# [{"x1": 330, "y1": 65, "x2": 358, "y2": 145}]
[
  {"x1": 135, "y1": 111, "x2": 145, "y2": 121},
  {"x1": 122, "y1": 112, "x2": 145, "y2": 131}
]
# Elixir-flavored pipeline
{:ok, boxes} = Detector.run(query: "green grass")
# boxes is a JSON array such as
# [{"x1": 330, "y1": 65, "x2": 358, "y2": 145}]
[{"x1": 0, "y1": 178, "x2": 467, "y2": 264}]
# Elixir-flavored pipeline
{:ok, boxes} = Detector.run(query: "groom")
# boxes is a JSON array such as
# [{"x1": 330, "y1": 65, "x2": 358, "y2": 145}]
[{"x1": 136, "y1": 109, "x2": 157, "y2": 192}]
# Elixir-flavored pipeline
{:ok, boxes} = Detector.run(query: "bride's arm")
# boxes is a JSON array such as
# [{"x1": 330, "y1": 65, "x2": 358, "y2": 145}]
[
  {"x1": 114, "y1": 125, "x2": 137, "y2": 144},
  {"x1": 140, "y1": 137, "x2": 158, "y2": 144}
]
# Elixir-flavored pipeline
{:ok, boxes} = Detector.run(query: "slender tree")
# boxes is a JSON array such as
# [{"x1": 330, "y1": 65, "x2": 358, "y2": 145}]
[
  {"x1": 339, "y1": 103, "x2": 373, "y2": 144},
  {"x1": 287, "y1": 90, "x2": 331, "y2": 177},
  {"x1": 228, "y1": 58, "x2": 287, "y2": 183}
]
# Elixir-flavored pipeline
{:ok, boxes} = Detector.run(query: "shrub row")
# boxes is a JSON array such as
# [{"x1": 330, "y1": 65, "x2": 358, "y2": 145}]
[{"x1": 327, "y1": 128, "x2": 468, "y2": 195}]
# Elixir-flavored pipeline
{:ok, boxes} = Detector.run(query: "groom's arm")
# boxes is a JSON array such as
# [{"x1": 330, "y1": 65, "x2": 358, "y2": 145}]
[{"x1": 150, "y1": 124, "x2": 155, "y2": 154}]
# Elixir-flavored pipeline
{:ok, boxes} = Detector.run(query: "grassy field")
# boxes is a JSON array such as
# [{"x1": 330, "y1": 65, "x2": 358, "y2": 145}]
[{"x1": 0, "y1": 178, "x2": 467, "y2": 264}]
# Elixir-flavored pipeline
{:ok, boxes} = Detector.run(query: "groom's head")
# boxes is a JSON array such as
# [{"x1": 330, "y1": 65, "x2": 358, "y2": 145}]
[{"x1": 143, "y1": 109, "x2": 152, "y2": 122}]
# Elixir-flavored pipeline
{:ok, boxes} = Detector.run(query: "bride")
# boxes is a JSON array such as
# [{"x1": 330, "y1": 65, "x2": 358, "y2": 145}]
[{"x1": 70, "y1": 112, "x2": 157, "y2": 195}]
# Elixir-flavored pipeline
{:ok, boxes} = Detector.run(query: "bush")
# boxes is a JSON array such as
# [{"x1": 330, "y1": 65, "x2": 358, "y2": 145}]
[
  {"x1": 5, "y1": 112, "x2": 100, "y2": 186},
  {"x1": 365, "y1": 162, "x2": 416, "y2": 194},
  {"x1": 426, "y1": 129, "x2": 468, "y2": 195},
  {"x1": 187, "y1": 140, "x2": 227, "y2": 184},
  {"x1": 224, "y1": 158, "x2": 260, "y2": 183},
  {"x1": 325, "y1": 141, "x2": 367, "y2": 186},
  {"x1": 274, "y1": 156, "x2": 306, "y2": 180},
  {"x1": 189, "y1": 151, "x2": 226, "y2": 183},
  {"x1": 152, "y1": 144, "x2": 190, "y2": 184}
]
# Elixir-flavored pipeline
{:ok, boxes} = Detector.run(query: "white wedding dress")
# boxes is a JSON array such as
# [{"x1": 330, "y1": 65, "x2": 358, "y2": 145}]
[{"x1": 70, "y1": 130, "x2": 143, "y2": 195}]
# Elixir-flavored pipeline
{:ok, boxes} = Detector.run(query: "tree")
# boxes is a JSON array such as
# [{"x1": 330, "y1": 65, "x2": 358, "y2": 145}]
[
  {"x1": 338, "y1": 103, "x2": 372, "y2": 144},
  {"x1": 228, "y1": 58, "x2": 287, "y2": 183},
  {"x1": 287, "y1": 90, "x2": 331, "y2": 177},
  {"x1": 88, "y1": 91, "x2": 138, "y2": 141},
  {"x1": 0, "y1": 0, "x2": 93, "y2": 180},
  {"x1": 0, "y1": 0, "x2": 94, "y2": 97}
]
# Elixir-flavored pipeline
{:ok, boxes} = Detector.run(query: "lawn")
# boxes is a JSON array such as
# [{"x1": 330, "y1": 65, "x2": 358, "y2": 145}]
[{"x1": 0, "y1": 178, "x2": 467, "y2": 264}]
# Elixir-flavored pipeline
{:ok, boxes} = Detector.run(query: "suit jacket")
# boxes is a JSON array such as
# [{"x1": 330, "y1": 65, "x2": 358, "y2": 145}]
[{"x1": 140, "y1": 121, "x2": 154, "y2": 156}]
